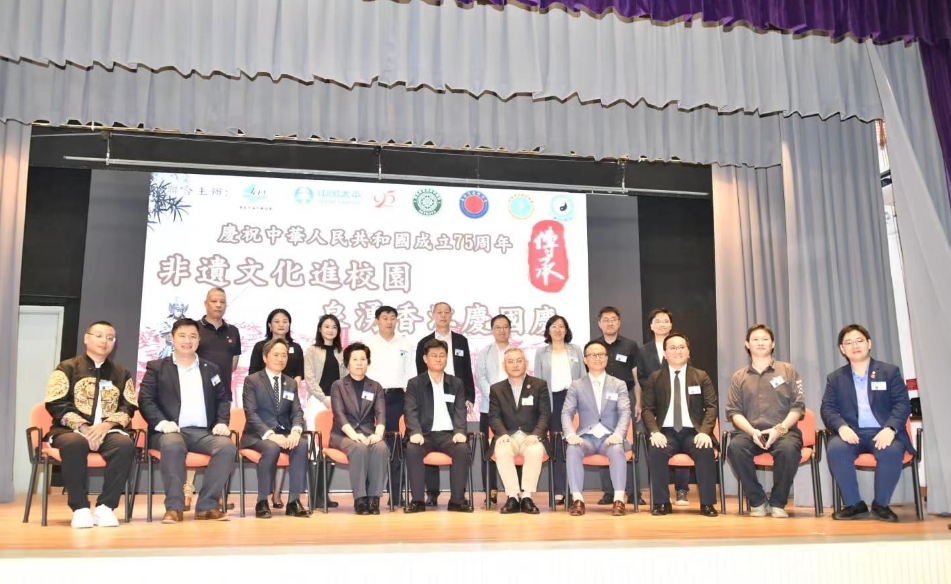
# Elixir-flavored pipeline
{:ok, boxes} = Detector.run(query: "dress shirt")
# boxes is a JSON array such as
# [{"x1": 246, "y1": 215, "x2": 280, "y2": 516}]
[
  {"x1": 429, "y1": 374, "x2": 454, "y2": 432},
  {"x1": 852, "y1": 367, "x2": 881, "y2": 428},
  {"x1": 588, "y1": 373, "x2": 610, "y2": 438},
  {"x1": 550, "y1": 351, "x2": 572, "y2": 393},
  {"x1": 661, "y1": 365, "x2": 693, "y2": 429},
  {"x1": 655, "y1": 341, "x2": 665, "y2": 365},
  {"x1": 174, "y1": 355, "x2": 207, "y2": 429},
  {"x1": 92, "y1": 361, "x2": 104, "y2": 425},
  {"x1": 434, "y1": 330, "x2": 455, "y2": 376},
  {"x1": 364, "y1": 333, "x2": 415, "y2": 388}
]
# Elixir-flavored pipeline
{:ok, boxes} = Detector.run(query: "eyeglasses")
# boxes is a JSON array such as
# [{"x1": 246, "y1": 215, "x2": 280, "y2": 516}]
[
  {"x1": 652, "y1": 320, "x2": 671, "y2": 325},
  {"x1": 585, "y1": 352, "x2": 608, "y2": 359},
  {"x1": 492, "y1": 325, "x2": 510, "y2": 331},
  {"x1": 86, "y1": 332, "x2": 116, "y2": 342},
  {"x1": 665, "y1": 345, "x2": 688, "y2": 351},
  {"x1": 842, "y1": 339, "x2": 867, "y2": 347},
  {"x1": 599, "y1": 318, "x2": 619, "y2": 324}
]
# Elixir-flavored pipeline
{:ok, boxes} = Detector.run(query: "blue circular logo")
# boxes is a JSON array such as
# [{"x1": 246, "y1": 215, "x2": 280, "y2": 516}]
[
  {"x1": 459, "y1": 190, "x2": 489, "y2": 219},
  {"x1": 509, "y1": 194, "x2": 534, "y2": 220},
  {"x1": 294, "y1": 187, "x2": 314, "y2": 204},
  {"x1": 550, "y1": 194, "x2": 574, "y2": 221}
]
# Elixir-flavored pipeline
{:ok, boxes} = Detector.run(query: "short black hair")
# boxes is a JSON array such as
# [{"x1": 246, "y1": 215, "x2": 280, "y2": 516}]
[
  {"x1": 543, "y1": 315, "x2": 573, "y2": 344},
  {"x1": 343, "y1": 342, "x2": 371, "y2": 368},
  {"x1": 647, "y1": 308, "x2": 673, "y2": 325},
  {"x1": 598, "y1": 306, "x2": 620, "y2": 319},
  {"x1": 745, "y1": 323, "x2": 775, "y2": 355},
  {"x1": 490, "y1": 314, "x2": 511, "y2": 328},
  {"x1": 314, "y1": 314, "x2": 343, "y2": 352},
  {"x1": 86, "y1": 320, "x2": 115, "y2": 333},
  {"x1": 838, "y1": 324, "x2": 871, "y2": 346},
  {"x1": 171, "y1": 318, "x2": 200, "y2": 336},
  {"x1": 663, "y1": 332, "x2": 689, "y2": 350},
  {"x1": 262, "y1": 337, "x2": 288, "y2": 358},
  {"x1": 583, "y1": 340, "x2": 608, "y2": 356},
  {"x1": 375, "y1": 305, "x2": 398, "y2": 319},
  {"x1": 263, "y1": 308, "x2": 294, "y2": 343},
  {"x1": 423, "y1": 338, "x2": 449, "y2": 356}
]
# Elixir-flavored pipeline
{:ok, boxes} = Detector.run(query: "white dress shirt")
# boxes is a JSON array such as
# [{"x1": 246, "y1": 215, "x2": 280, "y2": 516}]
[
  {"x1": 550, "y1": 351, "x2": 572, "y2": 393},
  {"x1": 661, "y1": 365, "x2": 693, "y2": 429},
  {"x1": 588, "y1": 373, "x2": 610, "y2": 438},
  {"x1": 92, "y1": 361, "x2": 104, "y2": 425},
  {"x1": 434, "y1": 330, "x2": 455, "y2": 376},
  {"x1": 429, "y1": 374, "x2": 454, "y2": 432},
  {"x1": 655, "y1": 341, "x2": 665, "y2": 364},
  {"x1": 364, "y1": 333, "x2": 415, "y2": 388},
  {"x1": 175, "y1": 355, "x2": 208, "y2": 429}
]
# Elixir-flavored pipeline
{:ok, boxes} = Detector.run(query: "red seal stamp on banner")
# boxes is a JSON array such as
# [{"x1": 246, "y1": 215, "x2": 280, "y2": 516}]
[{"x1": 528, "y1": 220, "x2": 569, "y2": 293}]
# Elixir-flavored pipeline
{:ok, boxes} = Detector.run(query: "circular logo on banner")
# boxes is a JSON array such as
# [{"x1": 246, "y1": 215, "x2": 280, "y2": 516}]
[
  {"x1": 509, "y1": 194, "x2": 534, "y2": 219},
  {"x1": 294, "y1": 187, "x2": 314, "y2": 204},
  {"x1": 550, "y1": 194, "x2": 574, "y2": 221},
  {"x1": 243, "y1": 183, "x2": 267, "y2": 203},
  {"x1": 459, "y1": 190, "x2": 489, "y2": 219},
  {"x1": 413, "y1": 188, "x2": 443, "y2": 216}
]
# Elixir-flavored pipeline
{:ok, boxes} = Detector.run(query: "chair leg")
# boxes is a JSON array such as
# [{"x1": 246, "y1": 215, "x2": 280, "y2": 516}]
[
  {"x1": 41, "y1": 458, "x2": 50, "y2": 527},
  {"x1": 548, "y1": 459, "x2": 555, "y2": 510},
  {"x1": 146, "y1": 454, "x2": 153, "y2": 523},
  {"x1": 630, "y1": 459, "x2": 638, "y2": 513},
  {"x1": 127, "y1": 456, "x2": 140, "y2": 521},
  {"x1": 322, "y1": 457, "x2": 329, "y2": 514},
  {"x1": 911, "y1": 463, "x2": 924, "y2": 521},
  {"x1": 811, "y1": 459, "x2": 821, "y2": 517},
  {"x1": 22, "y1": 460, "x2": 38, "y2": 523},
  {"x1": 484, "y1": 456, "x2": 491, "y2": 511},
  {"x1": 238, "y1": 457, "x2": 246, "y2": 518}
]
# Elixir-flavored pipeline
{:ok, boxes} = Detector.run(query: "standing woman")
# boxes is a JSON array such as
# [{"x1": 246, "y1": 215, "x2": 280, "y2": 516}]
[
  {"x1": 304, "y1": 314, "x2": 348, "y2": 508},
  {"x1": 248, "y1": 308, "x2": 305, "y2": 508},
  {"x1": 533, "y1": 315, "x2": 585, "y2": 506},
  {"x1": 329, "y1": 343, "x2": 389, "y2": 515}
]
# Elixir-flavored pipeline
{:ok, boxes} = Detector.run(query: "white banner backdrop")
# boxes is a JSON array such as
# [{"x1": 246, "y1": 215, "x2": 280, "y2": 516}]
[{"x1": 136, "y1": 173, "x2": 590, "y2": 416}]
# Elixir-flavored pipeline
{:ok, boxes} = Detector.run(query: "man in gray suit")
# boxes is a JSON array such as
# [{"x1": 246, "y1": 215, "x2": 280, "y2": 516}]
[
  {"x1": 562, "y1": 340, "x2": 633, "y2": 517},
  {"x1": 242, "y1": 338, "x2": 311, "y2": 519}
]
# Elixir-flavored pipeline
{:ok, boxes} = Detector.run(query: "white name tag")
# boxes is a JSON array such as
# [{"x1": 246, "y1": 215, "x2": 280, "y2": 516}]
[
  {"x1": 282, "y1": 391, "x2": 295, "y2": 401},
  {"x1": 454, "y1": 348, "x2": 465, "y2": 357},
  {"x1": 211, "y1": 374, "x2": 221, "y2": 386},
  {"x1": 688, "y1": 385, "x2": 701, "y2": 395},
  {"x1": 615, "y1": 354, "x2": 628, "y2": 363},
  {"x1": 361, "y1": 391, "x2": 374, "y2": 401},
  {"x1": 443, "y1": 394, "x2": 456, "y2": 403},
  {"x1": 605, "y1": 392, "x2": 619, "y2": 401},
  {"x1": 769, "y1": 376, "x2": 785, "y2": 388},
  {"x1": 98, "y1": 380, "x2": 113, "y2": 391},
  {"x1": 288, "y1": 346, "x2": 295, "y2": 354},
  {"x1": 871, "y1": 381, "x2": 887, "y2": 391},
  {"x1": 399, "y1": 350, "x2": 409, "y2": 357},
  {"x1": 522, "y1": 396, "x2": 534, "y2": 406}
]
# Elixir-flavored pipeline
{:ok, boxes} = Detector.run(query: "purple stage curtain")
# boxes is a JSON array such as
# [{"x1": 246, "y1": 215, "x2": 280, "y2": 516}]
[
  {"x1": 920, "y1": 41, "x2": 951, "y2": 203},
  {"x1": 455, "y1": 0, "x2": 951, "y2": 44}
]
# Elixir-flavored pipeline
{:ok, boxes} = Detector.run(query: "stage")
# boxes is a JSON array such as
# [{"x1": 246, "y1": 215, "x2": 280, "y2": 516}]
[{"x1": 2, "y1": 492, "x2": 949, "y2": 583}]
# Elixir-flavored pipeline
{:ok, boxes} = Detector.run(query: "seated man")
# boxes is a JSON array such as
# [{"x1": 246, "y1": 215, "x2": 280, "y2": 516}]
[
  {"x1": 642, "y1": 333, "x2": 719, "y2": 517},
  {"x1": 562, "y1": 340, "x2": 633, "y2": 517},
  {"x1": 242, "y1": 338, "x2": 310, "y2": 519},
  {"x1": 488, "y1": 348, "x2": 551, "y2": 514},
  {"x1": 139, "y1": 318, "x2": 237, "y2": 523},
  {"x1": 403, "y1": 339, "x2": 472, "y2": 513},
  {"x1": 822, "y1": 324, "x2": 914, "y2": 522},
  {"x1": 44, "y1": 321, "x2": 137, "y2": 528},
  {"x1": 726, "y1": 324, "x2": 804, "y2": 518}
]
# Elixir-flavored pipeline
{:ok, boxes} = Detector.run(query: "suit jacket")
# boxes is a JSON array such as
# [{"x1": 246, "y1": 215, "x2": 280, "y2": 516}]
[
  {"x1": 138, "y1": 356, "x2": 230, "y2": 440},
  {"x1": 642, "y1": 365, "x2": 718, "y2": 437},
  {"x1": 329, "y1": 375, "x2": 386, "y2": 442},
  {"x1": 488, "y1": 375, "x2": 550, "y2": 451},
  {"x1": 561, "y1": 374, "x2": 631, "y2": 440},
  {"x1": 241, "y1": 370, "x2": 304, "y2": 447},
  {"x1": 635, "y1": 339, "x2": 665, "y2": 387},
  {"x1": 821, "y1": 358, "x2": 914, "y2": 454},
  {"x1": 415, "y1": 331, "x2": 475, "y2": 404},
  {"x1": 404, "y1": 372, "x2": 467, "y2": 437},
  {"x1": 303, "y1": 345, "x2": 348, "y2": 401},
  {"x1": 533, "y1": 344, "x2": 585, "y2": 395}
]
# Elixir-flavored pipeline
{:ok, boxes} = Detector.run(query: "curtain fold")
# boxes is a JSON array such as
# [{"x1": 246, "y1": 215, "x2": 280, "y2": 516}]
[
  {"x1": 0, "y1": 120, "x2": 30, "y2": 503},
  {"x1": 0, "y1": 0, "x2": 885, "y2": 120},
  {"x1": 919, "y1": 41, "x2": 951, "y2": 204}
]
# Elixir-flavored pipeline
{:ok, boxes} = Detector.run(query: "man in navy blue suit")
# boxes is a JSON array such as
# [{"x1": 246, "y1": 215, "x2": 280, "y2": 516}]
[{"x1": 821, "y1": 324, "x2": 914, "y2": 522}]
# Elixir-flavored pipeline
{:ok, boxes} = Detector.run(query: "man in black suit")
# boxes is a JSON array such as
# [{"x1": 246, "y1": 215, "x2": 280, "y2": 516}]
[
  {"x1": 488, "y1": 348, "x2": 550, "y2": 514},
  {"x1": 242, "y1": 338, "x2": 311, "y2": 519},
  {"x1": 139, "y1": 318, "x2": 237, "y2": 523},
  {"x1": 642, "y1": 333, "x2": 719, "y2": 517},
  {"x1": 415, "y1": 302, "x2": 475, "y2": 506},
  {"x1": 404, "y1": 339, "x2": 473, "y2": 513}
]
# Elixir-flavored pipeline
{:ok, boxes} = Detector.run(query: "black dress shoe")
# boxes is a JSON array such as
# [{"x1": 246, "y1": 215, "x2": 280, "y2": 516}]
[
  {"x1": 314, "y1": 498, "x2": 340, "y2": 509},
  {"x1": 448, "y1": 501, "x2": 474, "y2": 513},
  {"x1": 833, "y1": 501, "x2": 870, "y2": 520},
  {"x1": 368, "y1": 497, "x2": 381, "y2": 515},
  {"x1": 285, "y1": 500, "x2": 311, "y2": 518},
  {"x1": 489, "y1": 490, "x2": 498, "y2": 505},
  {"x1": 500, "y1": 497, "x2": 521, "y2": 514},
  {"x1": 597, "y1": 494, "x2": 613, "y2": 505},
  {"x1": 404, "y1": 501, "x2": 426, "y2": 514},
  {"x1": 270, "y1": 498, "x2": 285, "y2": 509},
  {"x1": 255, "y1": 500, "x2": 272, "y2": 519},
  {"x1": 871, "y1": 501, "x2": 899, "y2": 522},
  {"x1": 651, "y1": 503, "x2": 672, "y2": 516},
  {"x1": 700, "y1": 504, "x2": 719, "y2": 517},
  {"x1": 627, "y1": 493, "x2": 646, "y2": 506},
  {"x1": 354, "y1": 497, "x2": 371, "y2": 515},
  {"x1": 426, "y1": 492, "x2": 439, "y2": 507},
  {"x1": 521, "y1": 497, "x2": 540, "y2": 515},
  {"x1": 554, "y1": 496, "x2": 566, "y2": 506}
]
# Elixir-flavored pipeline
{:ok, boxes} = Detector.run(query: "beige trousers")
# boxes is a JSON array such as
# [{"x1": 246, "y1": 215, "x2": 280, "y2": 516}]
[{"x1": 495, "y1": 433, "x2": 545, "y2": 498}]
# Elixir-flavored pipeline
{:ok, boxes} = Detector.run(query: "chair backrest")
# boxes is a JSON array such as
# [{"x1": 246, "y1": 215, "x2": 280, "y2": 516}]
[
  {"x1": 229, "y1": 408, "x2": 246, "y2": 435},
  {"x1": 29, "y1": 403, "x2": 53, "y2": 448},
  {"x1": 800, "y1": 408, "x2": 817, "y2": 448},
  {"x1": 315, "y1": 409, "x2": 333, "y2": 448}
]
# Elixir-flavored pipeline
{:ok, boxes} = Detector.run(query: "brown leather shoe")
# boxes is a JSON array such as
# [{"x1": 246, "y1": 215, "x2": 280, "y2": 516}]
[
  {"x1": 612, "y1": 500, "x2": 627, "y2": 516},
  {"x1": 161, "y1": 510, "x2": 183, "y2": 524},
  {"x1": 195, "y1": 508, "x2": 230, "y2": 521},
  {"x1": 569, "y1": 500, "x2": 586, "y2": 516}
]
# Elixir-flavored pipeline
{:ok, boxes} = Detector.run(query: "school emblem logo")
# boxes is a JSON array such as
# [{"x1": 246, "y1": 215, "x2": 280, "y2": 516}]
[
  {"x1": 550, "y1": 194, "x2": 574, "y2": 221},
  {"x1": 459, "y1": 190, "x2": 489, "y2": 219},
  {"x1": 509, "y1": 194, "x2": 534, "y2": 220},
  {"x1": 413, "y1": 188, "x2": 442, "y2": 216}
]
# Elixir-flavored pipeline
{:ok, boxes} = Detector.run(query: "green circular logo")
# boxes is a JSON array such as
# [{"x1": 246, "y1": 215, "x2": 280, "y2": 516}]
[{"x1": 413, "y1": 188, "x2": 442, "y2": 216}]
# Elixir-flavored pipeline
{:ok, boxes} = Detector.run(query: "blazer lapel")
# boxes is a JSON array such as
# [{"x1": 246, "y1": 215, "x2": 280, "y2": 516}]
[
  {"x1": 867, "y1": 360, "x2": 878, "y2": 411},
  {"x1": 341, "y1": 376, "x2": 360, "y2": 421}
]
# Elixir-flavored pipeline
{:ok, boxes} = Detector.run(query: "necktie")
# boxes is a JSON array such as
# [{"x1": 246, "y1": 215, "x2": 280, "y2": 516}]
[
  {"x1": 673, "y1": 370, "x2": 683, "y2": 431},
  {"x1": 272, "y1": 376, "x2": 281, "y2": 407}
]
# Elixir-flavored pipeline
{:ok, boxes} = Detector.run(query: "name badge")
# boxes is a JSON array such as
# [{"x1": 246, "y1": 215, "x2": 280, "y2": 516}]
[
  {"x1": 605, "y1": 392, "x2": 619, "y2": 401},
  {"x1": 361, "y1": 391, "x2": 374, "y2": 401},
  {"x1": 211, "y1": 374, "x2": 221, "y2": 386},
  {"x1": 522, "y1": 396, "x2": 534, "y2": 406},
  {"x1": 288, "y1": 346, "x2": 295, "y2": 354},
  {"x1": 871, "y1": 381, "x2": 887, "y2": 391},
  {"x1": 769, "y1": 376, "x2": 785, "y2": 388},
  {"x1": 282, "y1": 391, "x2": 295, "y2": 401},
  {"x1": 688, "y1": 385, "x2": 702, "y2": 395},
  {"x1": 98, "y1": 380, "x2": 113, "y2": 391},
  {"x1": 399, "y1": 350, "x2": 408, "y2": 357},
  {"x1": 443, "y1": 394, "x2": 456, "y2": 403},
  {"x1": 615, "y1": 354, "x2": 628, "y2": 363},
  {"x1": 454, "y1": 348, "x2": 465, "y2": 357}
]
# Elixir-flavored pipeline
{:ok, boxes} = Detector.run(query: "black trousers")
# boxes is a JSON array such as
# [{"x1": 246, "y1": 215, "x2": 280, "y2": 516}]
[
  {"x1": 648, "y1": 428, "x2": 717, "y2": 506},
  {"x1": 53, "y1": 431, "x2": 134, "y2": 511},
  {"x1": 550, "y1": 391, "x2": 567, "y2": 496},
  {"x1": 247, "y1": 436, "x2": 309, "y2": 502},
  {"x1": 384, "y1": 388, "x2": 405, "y2": 496},
  {"x1": 727, "y1": 429, "x2": 803, "y2": 508},
  {"x1": 406, "y1": 431, "x2": 469, "y2": 504}
]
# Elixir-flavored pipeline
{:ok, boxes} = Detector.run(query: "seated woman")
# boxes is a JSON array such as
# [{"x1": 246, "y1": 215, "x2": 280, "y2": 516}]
[{"x1": 329, "y1": 343, "x2": 388, "y2": 515}]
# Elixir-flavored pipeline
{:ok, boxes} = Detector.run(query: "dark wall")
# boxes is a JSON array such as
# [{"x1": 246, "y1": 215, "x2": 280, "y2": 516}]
[
  {"x1": 638, "y1": 196, "x2": 718, "y2": 385},
  {"x1": 19, "y1": 167, "x2": 92, "y2": 361}
]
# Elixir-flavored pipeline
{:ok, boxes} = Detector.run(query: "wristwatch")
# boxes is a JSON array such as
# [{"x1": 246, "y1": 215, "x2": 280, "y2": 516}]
[{"x1": 773, "y1": 424, "x2": 788, "y2": 437}]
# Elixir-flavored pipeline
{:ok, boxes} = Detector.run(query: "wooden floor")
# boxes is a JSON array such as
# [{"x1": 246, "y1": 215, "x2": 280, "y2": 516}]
[{"x1": 4, "y1": 492, "x2": 949, "y2": 555}]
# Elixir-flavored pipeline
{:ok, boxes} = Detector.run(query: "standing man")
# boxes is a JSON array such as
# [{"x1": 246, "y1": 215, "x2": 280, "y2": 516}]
[
  {"x1": 488, "y1": 348, "x2": 550, "y2": 514},
  {"x1": 562, "y1": 340, "x2": 633, "y2": 517},
  {"x1": 44, "y1": 321, "x2": 137, "y2": 528},
  {"x1": 642, "y1": 333, "x2": 719, "y2": 517},
  {"x1": 363, "y1": 305, "x2": 415, "y2": 504},
  {"x1": 139, "y1": 318, "x2": 236, "y2": 523},
  {"x1": 726, "y1": 324, "x2": 805, "y2": 519},
  {"x1": 403, "y1": 340, "x2": 473, "y2": 513},
  {"x1": 190, "y1": 287, "x2": 242, "y2": 509},
  {"x1": 594, "y1": 306, "x2": 642, "y2": 506},
  {"x1": 473, "y1": 314, "x2": 513, "y2": 504},
  {"x1": 822, "y1": 324, "x2": 913, "y2": 522},
  {"x1": 415, "y1": 302, "x2": 475, "y2": 507}
]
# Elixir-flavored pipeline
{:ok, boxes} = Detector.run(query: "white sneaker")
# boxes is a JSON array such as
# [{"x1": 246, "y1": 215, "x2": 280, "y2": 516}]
[
  {"x1": 749, "y1": 503, "x2": 771, "y2": 517},
  {"x1": 770, "y1": 506, "x2": 789, "y2": 518},
  {"x1": 93, "y1": 504, "x2": 120, "y2": 527},
  {"x1": 71, "y1": 508, "x2": 94, "y2": 529}
]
